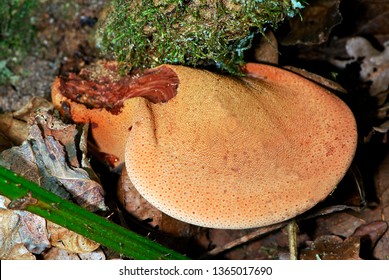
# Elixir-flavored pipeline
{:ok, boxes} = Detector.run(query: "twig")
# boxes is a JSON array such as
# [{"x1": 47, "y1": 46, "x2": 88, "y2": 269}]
[{"x1": 287, "y1": 219, "x2": 298, "y2": 260}]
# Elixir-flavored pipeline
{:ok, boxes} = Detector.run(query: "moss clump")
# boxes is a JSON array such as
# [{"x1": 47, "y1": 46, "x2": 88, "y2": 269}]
[
  {"x1": 98, "y1": 0, "x2": 305, "y2": 75},
  {"x1": 0, "y1": 0, "x2": 38, "y2": 85}
]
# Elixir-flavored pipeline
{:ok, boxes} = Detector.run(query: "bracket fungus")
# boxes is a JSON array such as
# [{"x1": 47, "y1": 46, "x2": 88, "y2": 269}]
[{"x1": 51, "y1": 61, "x2": 357, "y2": 229}]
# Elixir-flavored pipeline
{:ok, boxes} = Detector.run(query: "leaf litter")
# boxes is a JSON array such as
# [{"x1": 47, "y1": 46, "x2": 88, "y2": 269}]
[{"x1": 0, "y1": 98, "x2": 107, "y2": 259}]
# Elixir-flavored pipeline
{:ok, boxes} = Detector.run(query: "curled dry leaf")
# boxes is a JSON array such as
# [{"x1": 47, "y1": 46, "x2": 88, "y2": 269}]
[
  {"x1": 0, "y1": 113, "x2": 29, "y2": 151},
  {"x1": 0, "y1": 109, "x2": 107, "y2": 212},
  {"x1": 352, "y1": 221, "x2": 388, "y2": 252},
  {"x1": 46, "y1": 221, "x2": 100, "y2": 254},
  {"x1": 0, "y1": 97, "x2": 52, "y2": 150},
  {"x1": 0, "y1": 208, "x2": 35, "y2": 260},
  {"x1": 118, "y1": 168, "x2": 162, "y2": 228},
  {"x1": 0, "y1": 99, "x2": 106, "y2": 258},
  {"x1": 333, "y1": 37, "x2": 389, "y2": 96},
  {"x1": 15, "y1": 211, "x2": 50, "y2": 254}
]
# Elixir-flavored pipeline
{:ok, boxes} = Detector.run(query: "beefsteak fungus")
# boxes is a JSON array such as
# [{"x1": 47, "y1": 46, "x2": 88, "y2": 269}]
[{"x1": 51, "y1": 62, "x2": 357, "y2": 229}]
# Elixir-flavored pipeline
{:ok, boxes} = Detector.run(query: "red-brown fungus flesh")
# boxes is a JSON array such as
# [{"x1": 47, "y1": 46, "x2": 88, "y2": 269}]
[
  {"x1": 58, "y1": 61, "x2": 179, "y2": 114},
  {"x1": 52, "y1": 62, "x2": 357, "y2": 229},
  {"x1": 51, "y1": 61, "x2": 179, "y2": 167}
]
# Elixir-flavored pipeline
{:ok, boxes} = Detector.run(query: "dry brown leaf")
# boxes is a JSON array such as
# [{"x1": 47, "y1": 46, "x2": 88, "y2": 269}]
[
  {"x1": 0, "y1": 113, "x2": 29, "y2": 149},
  {"x1": 254, "y1": 30, "x2": 278, "y2": 65},
  {"x1": 78, "y1": 248, "x2": 106, "y2": 260},
  {"x1": 333, "y1": 37, "x2": 389, "y2": 96},
  {"x1": 352, "y1": 0, "x2": 389, "y2": 44},
  {"x1": 300, "y1": 235, "x2": 361, "y2": 260},
  {"x1": 16, "y1": 211, "x2": 50, "y2": 254},
  {"x1": 118, "y1": 168, "x2": 163, "y2": 227},
  {"x1": 46, "y1": 221, "x2": 100, "y2": 254},
  {"x1": 372, "y1": 152, "x2": 389, "y2": 259},
  {"x1": 314, "y1": 212, "x2": 365, "y2": 238},
  {"x1": 282, "y1": 0, "x2": 342, "y2": 46},
  {"x1": 42, "y1": 247, "x2": 106, "y2": 260},
  {"x1": 0, "y1": 97, "x2": 53, "y2": 150},
  {"x1": 352, "y1": 221, "x2": 388, "y2": 251},
  {"x1": 0, "y1": 209, "x2": 35, "y2": 260},
  {"x1": 42, "y1": 247, "x2": 81, "y2": 260},
  {"x1": 1, "y1": 195, "x2": 50, "y2": 259},
  {"x1": 0, "y1": 110, "x2": 107, "y2": 211},
  {"x1": 0, "y1": 101, "x2": 106, "y2": 258}
]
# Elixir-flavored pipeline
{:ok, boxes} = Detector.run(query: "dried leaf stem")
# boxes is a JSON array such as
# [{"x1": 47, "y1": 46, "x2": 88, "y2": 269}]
[{"x1": 0, "y1": 165, "x2": 189, "y2": 260}]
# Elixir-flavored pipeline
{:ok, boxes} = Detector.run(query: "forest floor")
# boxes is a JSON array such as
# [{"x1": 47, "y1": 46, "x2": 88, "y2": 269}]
[{"x1": 1, "y1": 0, "x2": 389, "y2": 260}]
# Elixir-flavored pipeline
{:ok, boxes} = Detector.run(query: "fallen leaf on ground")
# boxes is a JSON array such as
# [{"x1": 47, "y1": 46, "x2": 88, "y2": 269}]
[
  {"x1": 282, "y1": 0, "x2": 342, "y2": 45},
  {"x1": 300, "y1": 235, "x2": 361, "y2": 260},
  {"x1": 46, "y1": 221, "x2": 100, "y2": 254},
  {"x1": 0, "y1": 107, "x2": 107, "y2": 211},
  {"x1": 0, "y1": 97, "x2": 52, "y2": 149},
  {"x1": 0, "y1": 208, "x2": 36, "y2": 260},
  {"x1": 372, "y1": 151, "x2": 389, "y2": 259},
  {"x1": 332, "y1": 37, "x2": 389, "y2": 96},
  {"x1": 0, "y1": 99, "x2": 107, "y2": 259},
  {"x1": 16, "y1": 211, "x2": 50, "y2": 254}
]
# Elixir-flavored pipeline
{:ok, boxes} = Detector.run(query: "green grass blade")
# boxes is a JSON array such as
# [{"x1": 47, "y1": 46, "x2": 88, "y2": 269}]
[{"x1": 0, "y1": 165, "x2": 189, "y2": 260}]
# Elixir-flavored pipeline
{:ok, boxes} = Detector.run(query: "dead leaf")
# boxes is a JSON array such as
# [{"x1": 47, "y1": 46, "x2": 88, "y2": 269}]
[
  {"x1": 0, "y1": 110, "x2": 107, "y2": 212},
  {"x1": 118, "y1": 168, "x2": 163, "y2": 228},
  {"x1": 314, "y1": 212, "x2": 365, "y2": 238},
  {"x1": 0, "y1": 97, "x2": 53, "y2": 150},
  {"x1": 352, "y1": 221, "x2": 388, "y2": 251},
  {"x1": 254, "y1": 30, "x2": 279, "y2": 65},
  {"x1": 0, "y1": 113, "x2": 29, "y2": 149},
  {"x1": 300, "y1": 235, "x2": 361, "y2": 260},
  {"x1": 42, "y1": 247, "x2": 106, "y2": 260},
  {"x1": 372, "y1": 152, "x2": 389, "y2": 259},
  {"x1": 282, "y1": 0, "x2": 342, "y2": 46},
  {"x1": 78, "y1": 248, "x2": 106, "y2": 260},
  {"x1": 15, "y1": 211, "x2": 50, "y2": 254},
  {"x1": 0, "y1": 208, "x2": 36, "y2": 260},
  {"x1": 0, "y1": 105, "x2": 106, "y2": 258},
  {"x1": 333, "y1": 37, "x2": 389, "y2": 96},
  {"x1": 352, "y1": 0, "x2": 389, "y2": 44},
  {"x1": 46, "y1": 221, "x2": 100, "y2": 254},
  {"x1": 42, "y1": 247, "x2": 81, "y2": 260}
]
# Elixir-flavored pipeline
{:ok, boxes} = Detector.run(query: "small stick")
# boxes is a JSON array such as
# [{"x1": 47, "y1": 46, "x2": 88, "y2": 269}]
[{"x1": 287, "y1": 219, "x2": 298, "y2": 260}]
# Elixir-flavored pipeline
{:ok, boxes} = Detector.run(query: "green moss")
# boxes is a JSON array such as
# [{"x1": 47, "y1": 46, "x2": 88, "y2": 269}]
[
  {"x1": 98, "y1": 0, "x2": 305, "y2": 75},
  {"x1": 0, "y1": 0, "x2": 38, "y2": 85}
]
